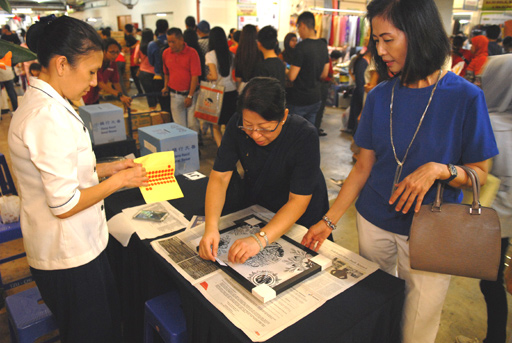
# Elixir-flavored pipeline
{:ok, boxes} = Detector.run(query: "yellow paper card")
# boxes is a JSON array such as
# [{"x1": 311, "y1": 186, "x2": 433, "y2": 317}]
[{"x1": 134, "y1": 151, "x2": 184, "y2": 203}]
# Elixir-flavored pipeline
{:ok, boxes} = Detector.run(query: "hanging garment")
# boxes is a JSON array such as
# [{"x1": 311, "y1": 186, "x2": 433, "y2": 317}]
[
  {"x1": 322, "y1": 14, "x2": 331, "y2": 40},
  {"x1": 329, "y1": 15, "x2": 335, "y2": 46}
]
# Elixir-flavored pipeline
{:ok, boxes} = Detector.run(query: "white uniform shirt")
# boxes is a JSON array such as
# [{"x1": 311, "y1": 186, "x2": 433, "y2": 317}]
[{"x1": 8, "y1": 78, "x2": 108, "y2": 270}]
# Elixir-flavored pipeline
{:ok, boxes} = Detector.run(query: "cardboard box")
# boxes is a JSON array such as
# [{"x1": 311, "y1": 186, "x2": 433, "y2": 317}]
[
  {"x1": 150, "y1": 111, "x2": 171, "y2": 126},
  {"x1": 138, "y1": 123, "x2": 200, "y2": 175},
  {"x1": 79, "y1": 103, "x2": 126, "y2": 145},
  {"x1": 125, "y1": 113, "x2": 152, "y2": 133}
]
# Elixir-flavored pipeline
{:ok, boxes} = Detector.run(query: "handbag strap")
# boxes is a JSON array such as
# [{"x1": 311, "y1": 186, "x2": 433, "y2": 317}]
[{"x1": 432, "y1": 165, "x2": 482, "y2": 215}]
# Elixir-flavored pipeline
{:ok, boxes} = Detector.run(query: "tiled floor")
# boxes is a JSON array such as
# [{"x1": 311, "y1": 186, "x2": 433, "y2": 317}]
[{"x1": 0, "y1": 89, "x2": 511, "y2": 342}]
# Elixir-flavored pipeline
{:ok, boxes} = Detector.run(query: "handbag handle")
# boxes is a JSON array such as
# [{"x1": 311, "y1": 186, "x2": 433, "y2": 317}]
[{"x1": 432, "y1": 165, "x2": 481, "y2": 215}]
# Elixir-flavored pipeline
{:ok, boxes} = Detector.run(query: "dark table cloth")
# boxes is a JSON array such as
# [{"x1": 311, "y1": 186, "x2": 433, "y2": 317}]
[{"x1": 105, "y1": 175, "x2": 405, "y2": 343}]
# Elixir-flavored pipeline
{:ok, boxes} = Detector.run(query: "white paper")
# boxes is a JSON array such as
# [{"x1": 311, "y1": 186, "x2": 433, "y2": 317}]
[
  {"x1": 182, "y1": 171, "x2": 206, "y2": 180},
  {"x1": 150, "y1": 206, "x2": 379, "y2": 342},
  {"x1": 107, "y1": 201, "x2": 189, "y2": 246}
]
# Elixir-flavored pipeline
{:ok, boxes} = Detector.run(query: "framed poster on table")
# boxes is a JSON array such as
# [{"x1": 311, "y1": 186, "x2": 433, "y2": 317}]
[{"x1": 215, "y1": 215, "x2": 326, "y2": 302}]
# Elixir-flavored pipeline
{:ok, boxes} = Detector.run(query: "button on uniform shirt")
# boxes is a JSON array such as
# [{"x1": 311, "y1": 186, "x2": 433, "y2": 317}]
[
  {"x1": 162, "y1": 43, "x2": 202, "y2": 91},
  {"x1": 8, "y1": 78, "x2": 108, "y2": 270}
]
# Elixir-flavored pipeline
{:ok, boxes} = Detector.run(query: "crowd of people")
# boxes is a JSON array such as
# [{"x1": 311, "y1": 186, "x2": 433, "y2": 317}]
[{"x1": 2, "y1": 1, "x2": 512, "y2": 342}]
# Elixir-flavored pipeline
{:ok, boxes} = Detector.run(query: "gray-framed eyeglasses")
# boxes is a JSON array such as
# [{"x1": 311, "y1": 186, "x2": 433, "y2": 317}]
[{"x1": 237, "y1": 116, "x2": 284, "y2": 134}]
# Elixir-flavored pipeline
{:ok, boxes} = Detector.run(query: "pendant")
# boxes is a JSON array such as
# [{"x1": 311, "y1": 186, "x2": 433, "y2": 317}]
[{"x1": 391, "y1": 164, "x2": 403, "y2": 196}]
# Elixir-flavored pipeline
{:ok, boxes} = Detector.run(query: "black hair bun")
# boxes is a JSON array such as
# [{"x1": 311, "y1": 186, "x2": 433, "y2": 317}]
[{"x1": 26, "y1": 14, "x2": 57, "y2": 54}]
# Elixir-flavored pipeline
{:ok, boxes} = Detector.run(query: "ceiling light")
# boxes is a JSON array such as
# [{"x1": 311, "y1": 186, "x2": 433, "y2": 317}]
[{"x1": 13, "y1": 8, "x2": 33, "y2": 14}]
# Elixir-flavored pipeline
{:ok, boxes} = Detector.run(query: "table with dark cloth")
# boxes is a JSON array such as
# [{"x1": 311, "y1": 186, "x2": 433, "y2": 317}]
[{"x1": 105, "y1": 175, "x2": 405, "y2": 343}]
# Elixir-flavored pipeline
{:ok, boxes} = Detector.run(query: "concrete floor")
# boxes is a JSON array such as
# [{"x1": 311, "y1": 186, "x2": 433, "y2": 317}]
[{"x1": 0, "y1": 92, "x2": 510, "y2": 342}]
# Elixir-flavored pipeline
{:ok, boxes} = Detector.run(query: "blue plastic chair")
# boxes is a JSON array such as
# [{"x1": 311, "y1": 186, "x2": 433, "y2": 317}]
[
  {"x1": 0, "y1": 153, "x2": 32, "y2": 290},
  {"x1": 5, "y1": 286, "x2": 59, "y2": 343},
  {"x1": 144, "y1": 290, "x2": 187, "y2": 343}
]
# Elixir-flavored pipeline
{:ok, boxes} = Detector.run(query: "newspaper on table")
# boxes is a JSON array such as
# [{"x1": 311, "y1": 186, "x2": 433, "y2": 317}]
[
  {"x1": 151, "y1": 205, "x2": 379, "y2": 342},
  {"x1": 108, "y1": 201, "x2": 190, "y2": 246}
]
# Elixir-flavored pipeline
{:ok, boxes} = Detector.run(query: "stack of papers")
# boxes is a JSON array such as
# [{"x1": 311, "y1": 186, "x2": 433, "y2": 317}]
[{"x1": 108, "y1": 201, "x2": 190, "y2": 246}]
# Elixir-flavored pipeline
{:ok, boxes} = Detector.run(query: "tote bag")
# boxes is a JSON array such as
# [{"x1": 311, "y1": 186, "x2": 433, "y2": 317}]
[{"x1": 194, "y1": 81, "x2": 225, "y2": 124}]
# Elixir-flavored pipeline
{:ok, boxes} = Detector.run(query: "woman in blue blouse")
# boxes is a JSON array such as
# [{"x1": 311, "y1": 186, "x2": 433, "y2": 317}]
[{"x1": 303, "y1": 1, "x2": 498, "y2": 342}]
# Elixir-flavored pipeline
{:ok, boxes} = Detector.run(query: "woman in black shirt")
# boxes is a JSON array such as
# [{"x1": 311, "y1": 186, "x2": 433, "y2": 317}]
[{"x1": 199, "y1": 77, "x2": 328, "y2": 264}]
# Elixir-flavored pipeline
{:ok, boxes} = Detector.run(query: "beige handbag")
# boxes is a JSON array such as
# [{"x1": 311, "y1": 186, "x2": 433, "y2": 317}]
[{"x1": 409, "y1": 166, "x2": 501, "y2": 281}]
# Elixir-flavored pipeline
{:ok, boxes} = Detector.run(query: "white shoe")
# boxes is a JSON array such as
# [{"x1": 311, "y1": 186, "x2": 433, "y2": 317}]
[{"x1": 455, "y1": 335, "x2": 481, "y2": 343}]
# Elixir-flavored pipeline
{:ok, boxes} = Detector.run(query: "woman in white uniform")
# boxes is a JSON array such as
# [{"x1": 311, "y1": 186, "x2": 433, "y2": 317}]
[{"x1": 8, "y1": 16, "x2": 148, "y2": 343}]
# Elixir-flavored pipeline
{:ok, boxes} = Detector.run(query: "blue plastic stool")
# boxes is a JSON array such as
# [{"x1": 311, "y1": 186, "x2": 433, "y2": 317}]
[
  {"x1": 5, "y1": 287, "x2": 59, "y2": 343},
  {"x1": 144, "y1": 290, "x2": 187, "y2": 343}
]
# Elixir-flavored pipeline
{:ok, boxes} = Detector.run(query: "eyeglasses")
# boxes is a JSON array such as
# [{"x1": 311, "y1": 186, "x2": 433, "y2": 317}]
[
  {"x1": 237, "y1": 116, "x2": 284, "y2": 134},
  {"x1": 107, "y1": 50, "x2": 120, "y2": 55}
]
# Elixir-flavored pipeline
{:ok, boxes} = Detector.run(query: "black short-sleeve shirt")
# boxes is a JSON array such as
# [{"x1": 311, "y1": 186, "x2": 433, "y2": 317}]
[
  {"x1": 214, "y1": 113, "x2": 329, "y2": 227},
  {"x1": 288, "y1": 39, "x2": 329, "y2": 106},
  {"x1": 254, "y1": 58, "x2": 286, "y2": 89}
]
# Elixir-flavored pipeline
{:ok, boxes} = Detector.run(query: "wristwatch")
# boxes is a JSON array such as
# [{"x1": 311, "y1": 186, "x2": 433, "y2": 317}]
[
  {"x1": 186, "y1": 95, "x2": 193, "y2": 99},
  {"x1": 258, "y1": 231, "x2": 269, "y2": 247},
  {"x1": 117, "y1": 91, "x2": 123, "y2": 99},
  {"x1": 441, "y1": 164, "x2": 457, "y2": 183}
]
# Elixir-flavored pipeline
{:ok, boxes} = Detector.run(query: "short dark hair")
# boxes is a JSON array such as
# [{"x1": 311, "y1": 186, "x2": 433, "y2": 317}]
[
  {"x1": 232, "y1": 30, "x2": 241, "y2": 43},
  {"x1": 103, "y1": 38, "x2": 121, "y2": 51},
  {"x1": 503, "y1": 36, "x2": 512, "y2": 49},
  {"x1": 101, "y1": 27, "x2": 111, "y2": 38},
  {"x1": 257, "y1": 26, "x2": 278, "y2": 50},
  {"x1": 185, "y1": 16, "x2": 196, "y2": 28},
  {"x1": 124, "y1": 24, "x2": 134, "y2": 33},
  {"x1": 452, "y1": 35, "x2": 465, "y2": 49},
  {"x1": 156, "y1": 19, "x2": 169, "y2": 35},
  {"x1": 486, "y1": 25, "x2": 501, "y2": 40},
  {"x1": 330, "y1": 49, "x2": 343, "y2": 60},
  {"x1": 3, "y1": 24, "x2": 10, "y2": 31},
  {"x1": 29, "y1": 62, "x2": 41, "y2": 74},
  {"x1": 26, "y1": 16, "x2": 103, "y2": 68},
  {"x1": 167, "y1": 27, "x2": 183, "y2": 39},
  {"x1": 367, "y1": 0, "x2": 450, "y2": 85},
  {"x1": 238, "y1": 77, "x2": 286, "y2": 122},
  {"x1": 297, "y1": 11, "x2": 315, "y2": 30}
]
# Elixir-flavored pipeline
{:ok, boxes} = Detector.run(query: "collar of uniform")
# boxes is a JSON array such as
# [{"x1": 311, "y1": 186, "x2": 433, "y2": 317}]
[{"x1": 29, "y1": 77, "x2": 83, "y2": 124}]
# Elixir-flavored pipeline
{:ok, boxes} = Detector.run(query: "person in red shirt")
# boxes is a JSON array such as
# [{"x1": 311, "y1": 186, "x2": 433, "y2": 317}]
[
  {"x1": 451, "y1": 35, "x2": 473, "y2": 77},
  {"x1": 83, "y1": 38, "x2": 132, "y2": 107},
  {"x1": 162, "y1": 28, "x2": 201, "y2": 132}
]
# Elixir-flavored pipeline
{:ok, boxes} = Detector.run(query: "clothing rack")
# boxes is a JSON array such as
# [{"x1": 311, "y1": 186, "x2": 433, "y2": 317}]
[{"x1": 307, "y1": 9, "x2": 368, "y2": 49}]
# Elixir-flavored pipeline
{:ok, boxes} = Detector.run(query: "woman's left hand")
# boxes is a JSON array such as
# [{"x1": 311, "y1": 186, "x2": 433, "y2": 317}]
[
  {"x1": 111, "y1": 159, "x2": 136, "y2": 174},
  {"x1": 389, "y1": 162, "x2": 444, "y2": 213},
  {"x1": 228, "y1": 236, "x2": 261, "y2": 264}
]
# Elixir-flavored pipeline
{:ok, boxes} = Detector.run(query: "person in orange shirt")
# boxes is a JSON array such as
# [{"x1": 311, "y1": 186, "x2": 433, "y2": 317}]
[{"x1": 466, "y1": 35, "x2": 488, "y2": 83}]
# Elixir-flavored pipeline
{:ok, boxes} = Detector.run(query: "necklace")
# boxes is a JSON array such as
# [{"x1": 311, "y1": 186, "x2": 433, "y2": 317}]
[{"x1": 390, "y1": 70, "x2": 442, "y2": 196}]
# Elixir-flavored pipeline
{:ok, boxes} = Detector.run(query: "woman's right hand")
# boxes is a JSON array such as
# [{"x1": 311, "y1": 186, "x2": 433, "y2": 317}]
[
  {"x1": 199, "y1": 229, "x2": 220, "y2": 262},
  {"x1": 302, "y1": 220, "x2": 332, "y2": 252}
]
